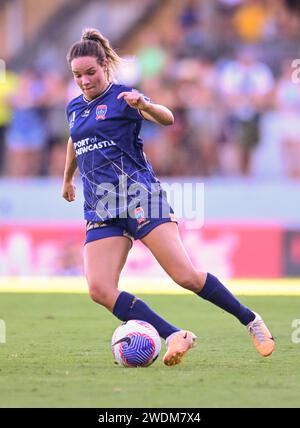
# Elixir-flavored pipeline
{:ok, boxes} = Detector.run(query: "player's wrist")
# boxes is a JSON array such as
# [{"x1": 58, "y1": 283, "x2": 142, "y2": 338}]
[
  {"x1": 63, "y1": 175, "x2": 74, "y2": 184},
  {"x1": 139, "y1": 100, "x2": 151, "y2": 112}
]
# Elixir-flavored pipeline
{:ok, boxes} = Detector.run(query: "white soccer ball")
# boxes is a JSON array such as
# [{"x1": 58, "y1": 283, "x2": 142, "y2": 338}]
[{"x1": 111, "y1": 320, "x2": 161, "y2": 367}]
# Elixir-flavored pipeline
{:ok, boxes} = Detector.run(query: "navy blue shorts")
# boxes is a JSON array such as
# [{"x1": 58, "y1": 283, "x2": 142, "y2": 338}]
[{"x1": 85, "y1": 193, "x2": 177, "y2": 245}]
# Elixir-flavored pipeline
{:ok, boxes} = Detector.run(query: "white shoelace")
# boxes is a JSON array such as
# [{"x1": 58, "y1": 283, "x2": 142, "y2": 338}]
[{"x1": 248, "y1": 320, "x2": 266, "y2": 343}]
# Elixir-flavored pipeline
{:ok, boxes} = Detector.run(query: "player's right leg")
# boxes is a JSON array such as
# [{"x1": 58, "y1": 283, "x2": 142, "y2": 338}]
[
  {"x1": 84, "y1": 224, "x2": 185, "y2": 361},
  {"x1": 84, "y1": 235, "x2": 131, "y2": 312}
]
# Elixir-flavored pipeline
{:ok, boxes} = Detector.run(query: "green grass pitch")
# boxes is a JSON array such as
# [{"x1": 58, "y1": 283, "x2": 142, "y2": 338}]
[{"x1": 0, "y1": 293, "x2": 299, "y2": 408}]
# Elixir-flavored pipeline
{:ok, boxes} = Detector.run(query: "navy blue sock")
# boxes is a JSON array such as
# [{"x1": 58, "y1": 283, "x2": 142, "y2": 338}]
[
  {"x1": 198, "y1": 273, "x2": 255, "y2": 325},
  {"x1": 113, "y1": 291, "x2": 180, "y2": 339}
]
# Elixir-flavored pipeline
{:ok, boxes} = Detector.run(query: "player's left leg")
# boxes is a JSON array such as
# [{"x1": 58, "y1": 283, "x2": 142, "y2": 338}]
[{"x1": 141, "y1": 222, "x2": 275, "y2": 358}]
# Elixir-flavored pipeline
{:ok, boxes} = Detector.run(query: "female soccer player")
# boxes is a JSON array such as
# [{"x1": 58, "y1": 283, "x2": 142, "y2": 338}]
[{"x1": 62, "y1": 28, "x2": 274, "y2": 366}]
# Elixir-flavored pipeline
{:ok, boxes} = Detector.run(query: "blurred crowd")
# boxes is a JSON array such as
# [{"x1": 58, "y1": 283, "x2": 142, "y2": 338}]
[{"x1": 1, "y1": 0, "x2": 300, "y2": 179}]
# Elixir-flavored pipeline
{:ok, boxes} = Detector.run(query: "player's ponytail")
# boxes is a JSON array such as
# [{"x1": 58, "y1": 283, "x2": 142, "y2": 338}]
[{"x1": 67, "y1": 28, "x2": 121, "y2": 81}]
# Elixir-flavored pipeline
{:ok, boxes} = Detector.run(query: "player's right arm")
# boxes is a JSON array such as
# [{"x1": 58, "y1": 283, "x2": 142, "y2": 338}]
[{"x1": 62, "y1": 137, "x2": 77, "y2": 202}]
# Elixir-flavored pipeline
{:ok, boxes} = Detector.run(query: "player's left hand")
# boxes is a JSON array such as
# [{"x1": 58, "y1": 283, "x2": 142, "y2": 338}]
[{"x1": 117, "y1": 90, "x2": 149, "y2": 110}]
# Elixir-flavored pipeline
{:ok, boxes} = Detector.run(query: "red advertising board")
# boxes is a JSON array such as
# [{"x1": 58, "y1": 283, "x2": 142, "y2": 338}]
[{"x1": 0, "y1": 222, "x2": 283, "y2": 278}]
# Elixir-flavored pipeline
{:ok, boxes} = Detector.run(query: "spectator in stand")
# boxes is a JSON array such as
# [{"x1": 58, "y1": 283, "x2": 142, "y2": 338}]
[
  {"x1": 175, "y1": 57, "x2": 221, "y2": 176},
  {"x1": 273, "y1": 60, "x2": 300, "y2": 179},
  {"x1": 232, "y1": 0, "x2": 270, "y2": 43},
  {"x1": 41, "y1": 71, "x2": 69, "y2": 175},
  {"x1": 179, "y1": 0, "x2": 201, "y2": 29},
  {"x1": 0, "y1": 70, "x2": 18, "y2": 175},
  {"x1": 218, "y1": 45, "x2": 274, "y2": 175},
  {"x1": 136, "y1": 31, "x2": 168, "y2": 81},
  {"x1": 5, "y1": 70, "x2": 47, "y2": 177},
  {"x1": 48, "y1": 140, "x2": 69, "y2": 177}
]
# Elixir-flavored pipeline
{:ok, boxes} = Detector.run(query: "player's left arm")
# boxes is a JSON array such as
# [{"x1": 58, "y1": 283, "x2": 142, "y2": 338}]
[{"x1": 117, "y1": 91, "x2": 174, "y2": 126}]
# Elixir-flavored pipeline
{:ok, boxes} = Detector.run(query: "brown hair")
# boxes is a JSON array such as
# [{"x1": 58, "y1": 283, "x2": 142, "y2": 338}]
[{"x1": 67, "y1": 28, "x2": 121, "y2": 81}]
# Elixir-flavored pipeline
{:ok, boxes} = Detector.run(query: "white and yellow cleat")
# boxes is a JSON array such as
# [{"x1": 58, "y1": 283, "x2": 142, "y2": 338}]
[
  {"x1": 247, "y1": 312, "x2": 275, "y2": 357},
  {"x1": 163, "y1": 330, "x2": 197, "y2": 366}
]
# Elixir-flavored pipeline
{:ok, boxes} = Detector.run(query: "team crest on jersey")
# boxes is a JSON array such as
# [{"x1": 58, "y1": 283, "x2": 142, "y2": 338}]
[
  {"x1": 134, "y1": 207, "x2": 147, "y2": 225},
  {"x1": 96, "y1": 104, "x2": 107, "y2": 120}
]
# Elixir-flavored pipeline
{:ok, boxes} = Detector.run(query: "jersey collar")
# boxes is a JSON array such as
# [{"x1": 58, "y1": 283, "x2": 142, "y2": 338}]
[{"x1": 82, "y1": 82, "x2": 113, "y2": 104}]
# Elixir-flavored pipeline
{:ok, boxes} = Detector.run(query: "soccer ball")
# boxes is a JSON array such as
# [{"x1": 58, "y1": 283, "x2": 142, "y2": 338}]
[{"x1": 111, "y1": 320, "x2": 161, "y2": 367}]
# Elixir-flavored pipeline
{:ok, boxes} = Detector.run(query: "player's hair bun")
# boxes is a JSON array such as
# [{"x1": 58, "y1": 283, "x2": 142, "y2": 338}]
[
  {"x1": 67, "y1": 28, "x2": 121, "y2": 81},
  {"x1": 81, "y1": 28, "x2": 102, "y2": 44}
]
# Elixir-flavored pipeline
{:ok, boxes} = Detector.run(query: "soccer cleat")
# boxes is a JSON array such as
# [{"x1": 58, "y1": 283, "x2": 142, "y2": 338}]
[
  {"x1": 247, "y1": 312, "x2": 275, "y2": 357},
  {"x1": 163, "y1": 330, "x2": 197, "y2": 366}
]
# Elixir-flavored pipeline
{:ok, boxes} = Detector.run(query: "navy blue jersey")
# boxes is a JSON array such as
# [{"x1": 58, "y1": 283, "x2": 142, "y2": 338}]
[{"x1": 66, "y1": 83, "x2": 162, "y2": 221}]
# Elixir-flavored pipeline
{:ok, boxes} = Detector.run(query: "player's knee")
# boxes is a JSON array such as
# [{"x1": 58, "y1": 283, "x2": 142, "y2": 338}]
[
  {"x1": 173, "y1": 270, "x2": 204, "y2": 293},
  {"x1": 88, "y1": 283, "x2": 113, "y2": 308},
  {"x1": 88, "y1": 285, "x2": 103, "y2": 304}
]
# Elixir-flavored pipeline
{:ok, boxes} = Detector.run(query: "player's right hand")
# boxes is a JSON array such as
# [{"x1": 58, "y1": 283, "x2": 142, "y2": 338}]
[{"x1": 62, "y1": 181, "x2": 76, "y2": 202}]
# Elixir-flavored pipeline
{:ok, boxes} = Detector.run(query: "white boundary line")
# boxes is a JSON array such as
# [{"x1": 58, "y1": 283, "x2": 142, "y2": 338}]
[{"x1": 0, "y1": 277, "x2": 300, "y2": 295}]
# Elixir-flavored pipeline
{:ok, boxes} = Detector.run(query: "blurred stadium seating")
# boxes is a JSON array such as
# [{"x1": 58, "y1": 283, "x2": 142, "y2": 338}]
[{"x1": 0, "y1": 0, "x2": 299, "y2": 280}]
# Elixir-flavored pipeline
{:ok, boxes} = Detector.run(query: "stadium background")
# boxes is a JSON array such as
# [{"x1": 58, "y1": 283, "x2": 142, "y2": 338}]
[
  {"x1": 0, "y1": 0, "x2": 299, "y2": 284},
  {"x1": 0, "y1": 0, "x2": 300, "y2": 409}
]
